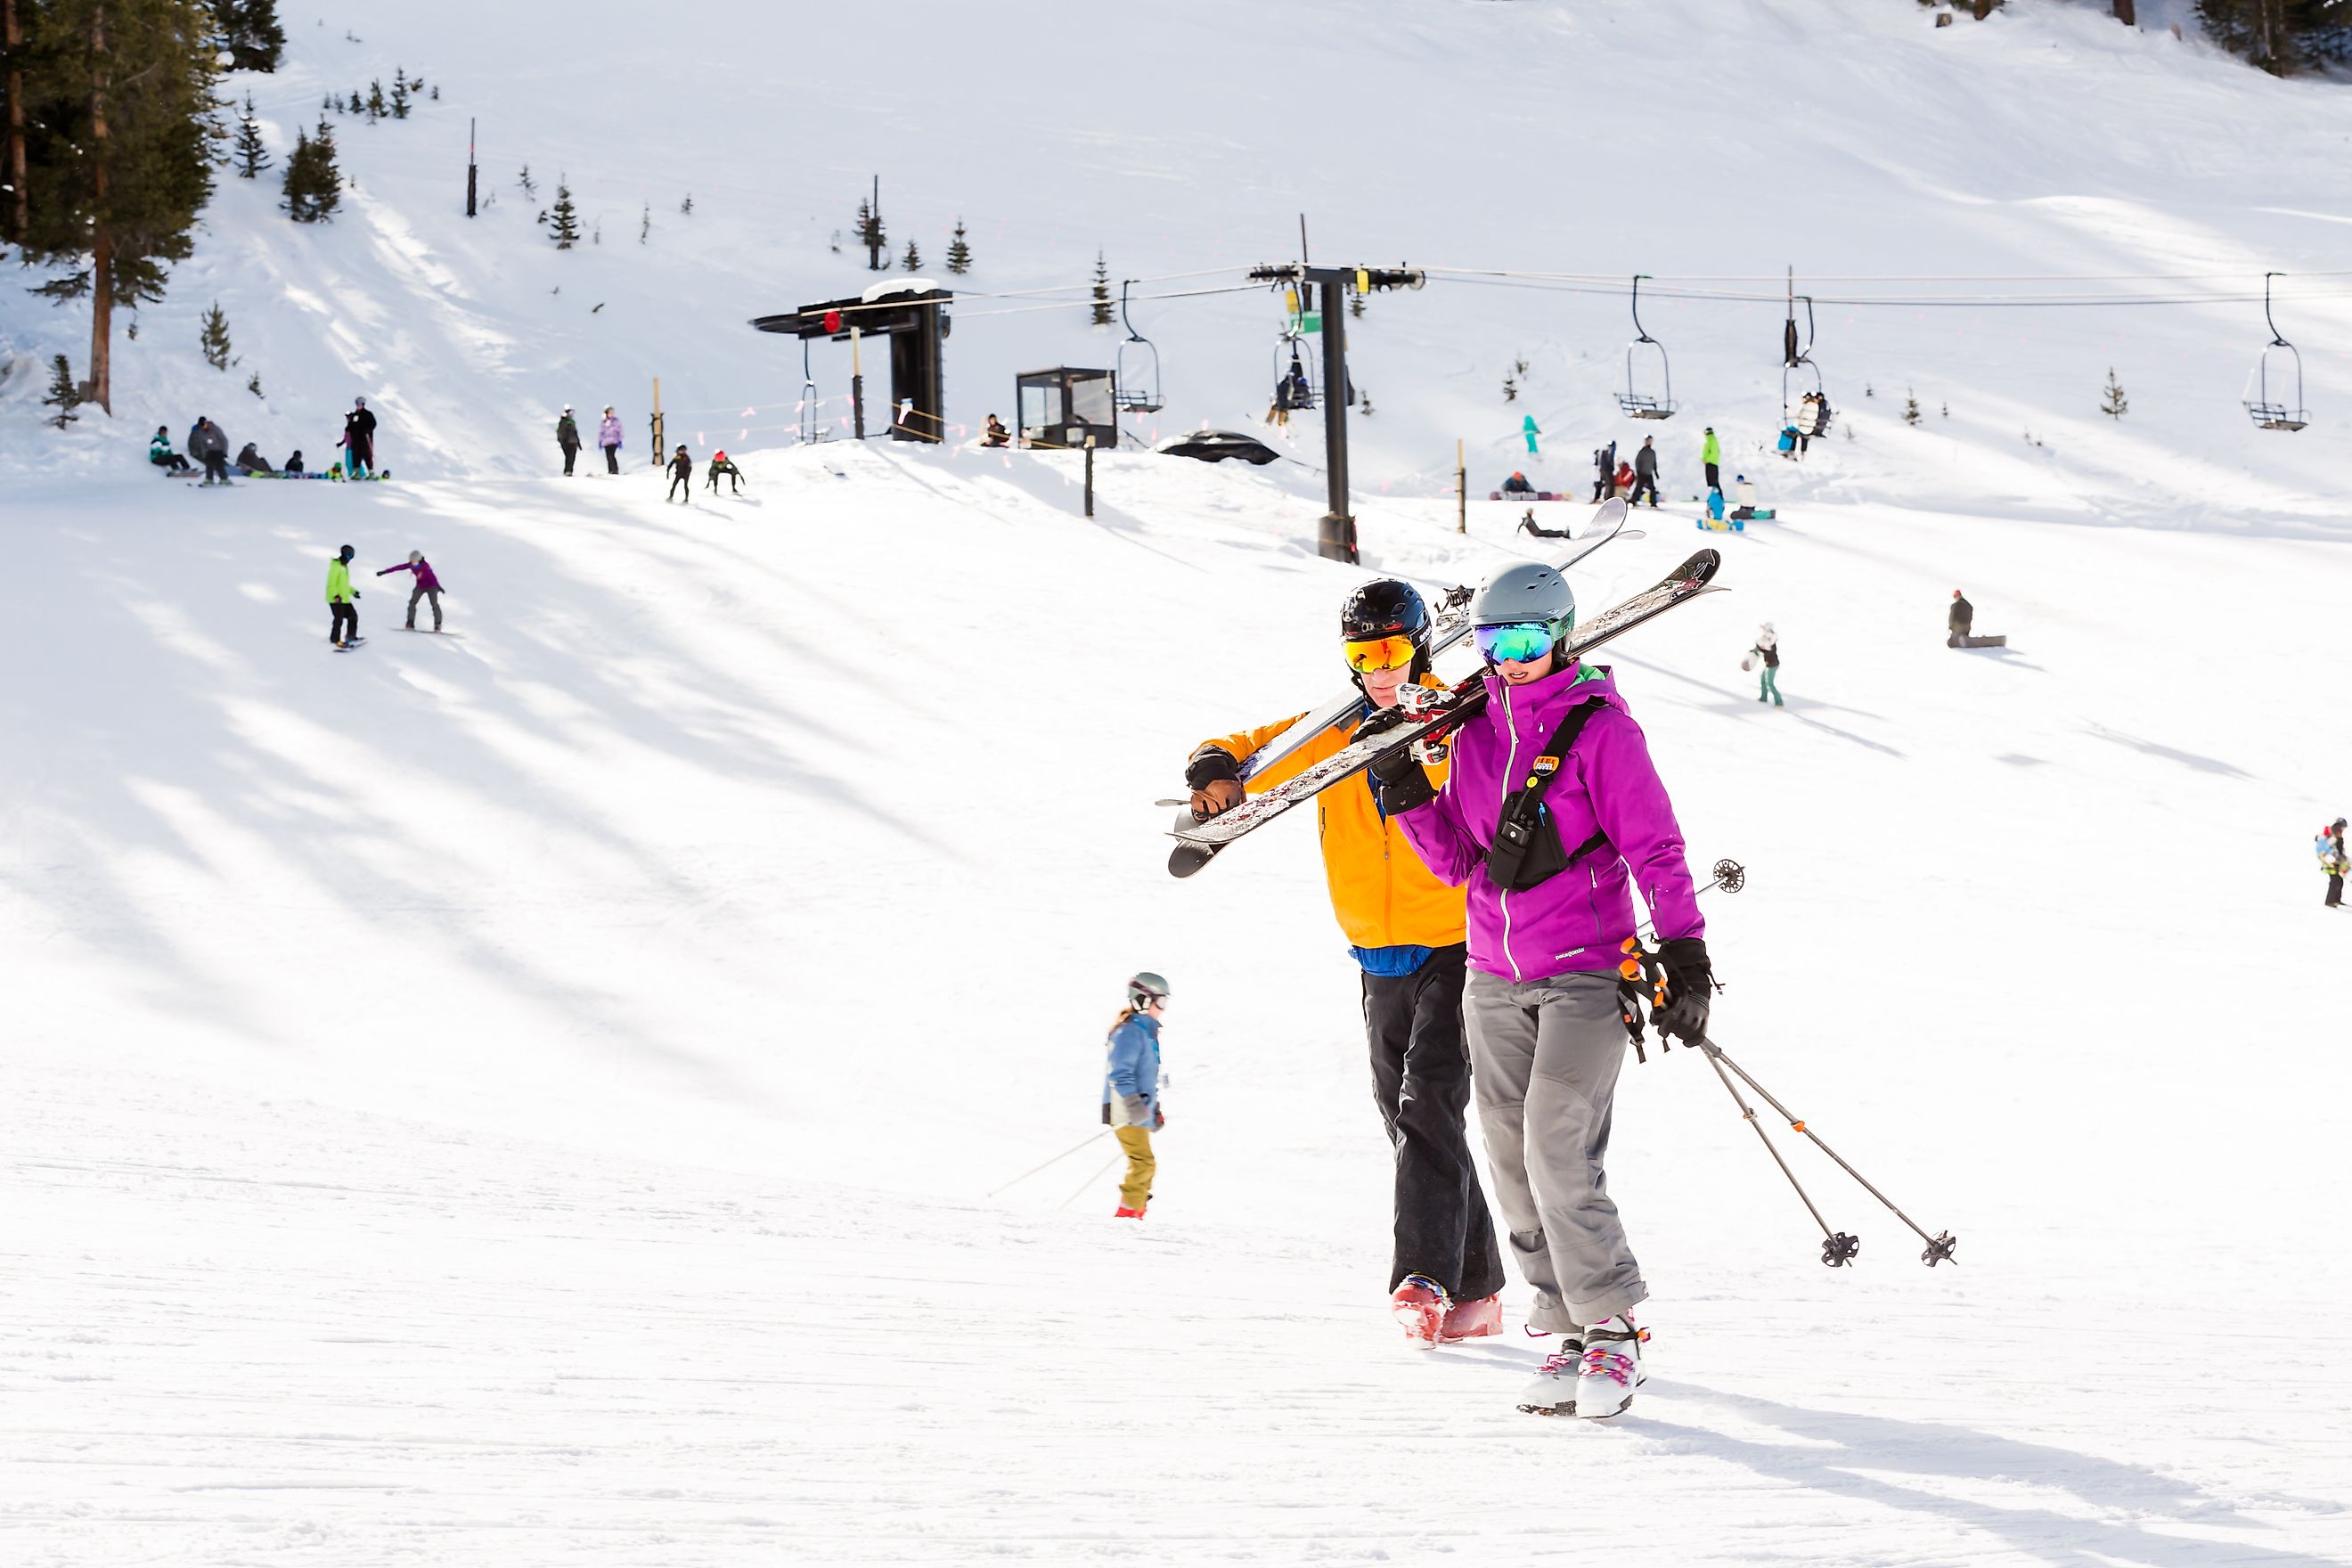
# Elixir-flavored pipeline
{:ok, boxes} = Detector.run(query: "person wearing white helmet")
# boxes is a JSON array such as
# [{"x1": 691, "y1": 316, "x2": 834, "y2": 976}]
[
  {"x1": 555, "y1": 405, "x2": 582, "y2": 477},
  {"x1": 1751, "y1": 623, "x2": 1782, "y2": 706},
  {"x1": 1102, "y1": 973, "x2": 1172, "y2": 1219}
]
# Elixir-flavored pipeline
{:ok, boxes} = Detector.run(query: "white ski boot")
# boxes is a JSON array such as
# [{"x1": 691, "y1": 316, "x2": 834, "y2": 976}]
[
  {"x1": 1573, "y1": 1315, "x2": 1647, "y2": 1420},
  {"x1": 1514, "y1": 1333, "x2": 1586, "y2": 1417}
]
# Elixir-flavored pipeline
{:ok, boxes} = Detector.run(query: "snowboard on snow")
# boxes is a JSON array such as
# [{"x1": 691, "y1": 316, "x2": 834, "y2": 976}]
[
  {"x1": 331, "y1": 637, "x2": 368, "y2": 651},
  {"x1": 1167, "y1": 542, "x2": 1725, "y2": 877}
]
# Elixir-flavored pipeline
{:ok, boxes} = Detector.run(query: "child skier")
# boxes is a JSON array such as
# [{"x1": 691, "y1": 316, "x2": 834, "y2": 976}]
[
  {"x1": 1183, "y1": 580, "x2": 1505, "y2": 1342},
  {"x1": 377, "y1": 551, "x2": 445, "y2": 632},
  {"x1": 706, "y1": 449, "x2": 744, "y2": 494},
  {"x1": 1374, "y1": 560, "x2": 1712, "y2": 1420},
  {"x1": 1102, "y1": 973, "x2": 1170, "y2": 1219},
  {"x1": 2319, "y1": 818, "x2": 2348, "y2": 910},
  {"x1": 666, "y1": 444, "x2": 694, "y2": 502},
  {"x1": 326, "y1": 545, "x2": 362, "y2": 648},
  {"x1": 1751, "y1": 623, "x2": 1783, "y2": 706}
]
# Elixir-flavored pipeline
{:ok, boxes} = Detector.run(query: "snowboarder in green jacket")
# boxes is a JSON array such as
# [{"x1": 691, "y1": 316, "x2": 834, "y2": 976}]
[
  {"x1": 1702, "y1": 427, "x2": 1722, "y2": 493},
  {"x1": 326, "y1": 545, "x2": 362, "y2": 648}
]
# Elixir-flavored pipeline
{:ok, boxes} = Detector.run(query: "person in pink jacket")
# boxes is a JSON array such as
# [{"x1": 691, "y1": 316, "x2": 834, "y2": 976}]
[
  {"x1": 597, "y1": 406, "x2": 625, "y2": 474},
  {"x1": 1371, "y1": 560, "x2": 1711, "y2": 1422}
]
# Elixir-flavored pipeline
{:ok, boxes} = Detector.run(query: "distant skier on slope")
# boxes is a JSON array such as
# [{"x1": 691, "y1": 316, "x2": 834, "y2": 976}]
[
  {"x1": 1182, "y1": 582, "x2": 1507, "y2": 1344},
  {"x1": 190, "y1": 418, "x2": 232, "y2": 486},
  {"x1": 326, "y1": 545, "x2": 363, "y2": 648},
  {"x1": 1371, "y1": 561, "x2": 1713, "y2": 1419},
  {"x1": 342, "y1": 398, "x2": 377, "y2": 478},
  {"x1": 556, "y1": 406, "x2": 583, "y2": 477},
  {"x1": 598, "y1": 406, "x2": 625, "y2": 474},
  {"x1": 1523, "y1": 413, "x2": 1540, "y2": 456},
  {"x1": 1701, "y1": 426, "x2": 1721, "y2": 494},
  {"x1": 1102, "y1": 973, "x2": 1170, "y2": 1219},
  {"x1": 377, "y1": 550, "x2": 445, "y2": 632},
  {"x1": 706, "y1": 449, "x2": 744, "y2": 494},
  {"x1": 1630, "y1": 437, "x2": 1661, "y2": 509},
  {"x1": 1750, "y1": 623, "x2": 1783, "y2": 706},
  {"x1": 2319, "y1": 819, "x2": 2348, "y2": 910},
  {"x1": 666, "y1": 443, "x2": 694, "y2": 502}
]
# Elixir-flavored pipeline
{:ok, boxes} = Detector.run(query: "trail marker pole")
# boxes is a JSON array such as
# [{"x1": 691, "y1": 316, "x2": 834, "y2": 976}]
[
  {"x1": 851, "y1": 326, "x2": 866, "y2": 441},
  {"x1": 649, "y1": 376, "x2": 663, "y2": 466},
  {"x1": 1456, "y1": 438, "x2": 1466, "y2": 534},
  {"x1": 1084, "y1": 435, "x2": 1096, "y2": 518},
  {"x1": 465, "y1": 118, "x2": 478, "y2": 217}
]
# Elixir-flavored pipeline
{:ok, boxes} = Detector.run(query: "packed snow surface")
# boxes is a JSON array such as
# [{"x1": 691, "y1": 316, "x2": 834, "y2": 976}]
[{"x1": 4, "y1": 2, "x2": 2350, "y2": 1564}]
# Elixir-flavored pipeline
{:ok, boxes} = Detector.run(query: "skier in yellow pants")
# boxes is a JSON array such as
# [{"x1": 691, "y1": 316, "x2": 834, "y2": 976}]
[{"x1": 1102, "y1": 973, "x2": 1169, "y2": 1218}]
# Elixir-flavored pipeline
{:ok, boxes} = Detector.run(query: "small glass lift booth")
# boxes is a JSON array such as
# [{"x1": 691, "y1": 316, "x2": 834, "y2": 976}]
[{"x1": 1016, "y1": 367, "x2": 1120, "y2": 450}]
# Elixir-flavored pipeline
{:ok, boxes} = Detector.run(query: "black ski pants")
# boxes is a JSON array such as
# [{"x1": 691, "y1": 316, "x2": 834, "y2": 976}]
[
  {"x1": 603, "y1": 443, "x2": 620, "y2": 474},
  {"x1": 1704, "y1": 461, "x2": 1721, "y2": 492},
  {"x1": 1363, "y1": 944, "x2": 1506, "y2": 1302},
  {"x1": 201, "y1": 452, "x2": 230, "y2": 484},
  {"x1": 667, "y1": 472, "x2": 690, "y2": 502},
  {"x1": 560, "y1": 440, "x2": 580, "y2": 476},
  {"x1": 1629, "y1": 473, "x2": 1659, "y2": 508},
  {"x1": 330, "y1": 600, "x2": 358, "y2": 644},
  {"x1": 2329, "y1": 873, "x2": 2343, "y2": 909}
]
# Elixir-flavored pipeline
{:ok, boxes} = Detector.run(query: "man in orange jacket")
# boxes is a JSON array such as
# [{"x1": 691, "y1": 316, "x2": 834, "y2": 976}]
[{"x1": 1184, "y1": 580, "x2": 1505, "y2": 1344}]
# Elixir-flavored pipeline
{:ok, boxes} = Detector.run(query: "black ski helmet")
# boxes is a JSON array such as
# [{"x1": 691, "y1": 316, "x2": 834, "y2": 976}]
[{"x1": 1340, "y1": 579, "x2": 1432, "y2": 686}]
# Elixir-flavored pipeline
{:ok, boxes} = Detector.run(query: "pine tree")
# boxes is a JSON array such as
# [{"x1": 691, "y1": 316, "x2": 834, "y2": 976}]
[
  {"x1": 42, "y1": 355, "x2": 81, "y2": 428},
  {"x1": 200, "y1": 300, "x2": 232, "y2": 369},
  {"x1": 519, "y1": 163, "x2": 535, "y2": 198},
  {"x1": 365, "y1": 78, "x2": 385, "y2": 121},
  {"x1": 550, "y1": 176, "x2": 581, "y2": 249},
  {"x1": 945, "y1": 218, "x2": 972, "y2": 274},
  {"x1": 680, "y1": 192, "x2": 693, "y2": 215},
  {"x1": 234, "y1": 94, "x2": 270, "y2": 178},
  {"x1": 209, "y1": 0, "x2": 286, "y2": 72},
  {"x1": 322, "y1": 92, "x2": 333, "y2": 112},
  {"x1": 2101, "y1": 367, "x2": 2128, "y2": 419},
  {"x1": 247, "y1": 369, "x2": 264, "y2": 397},
  {"x1": 282, "y1": 118, "x2": 339, "y2": 222},
  {"x1": 346, "y1": 90, "x2": 361, "y2": 115},
  {"x1": 1090, "y1": 251, "x2": 1114, "y2": 328},
  {"x1": 1503, "y1": 373, "x2": 1518, "y2": 403},
  {"x1": 854, "y1": 195, "x2": 883, "y2": 267},
  {"x1": 12, "y1": 0, "x2": 223, "y2": 412},
  {"x1": 640, "y1": 202, "x2": 650, "y2": 244},
  {"x1": 902, "y1": 239, "x2": 921, "y2": 272},
  {"x1": 1903, "y1": 390, "x2": 1922, "y2": 426},
  {"x1": 390, "y1": 67, "x2": 410, "y2": 118},
  {"x1": 429, "y1": 84, "x2": 439, "y2": 100}
]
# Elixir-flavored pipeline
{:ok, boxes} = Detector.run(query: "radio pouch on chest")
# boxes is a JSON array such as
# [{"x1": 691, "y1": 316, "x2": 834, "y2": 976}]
[{"x1": 1486, "y1": 697, "x2": 1611, "y2": 891}]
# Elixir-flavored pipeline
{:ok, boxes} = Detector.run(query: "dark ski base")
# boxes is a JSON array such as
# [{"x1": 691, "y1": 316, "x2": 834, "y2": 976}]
[{"x1": 331, "y1": 638, "x2": 368, "y2": 651}]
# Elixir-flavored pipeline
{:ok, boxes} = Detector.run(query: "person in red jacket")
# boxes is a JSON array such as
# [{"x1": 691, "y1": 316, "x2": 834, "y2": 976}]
[{"x1": 376, "y1": 551, "x2": 445, "y2": 632}]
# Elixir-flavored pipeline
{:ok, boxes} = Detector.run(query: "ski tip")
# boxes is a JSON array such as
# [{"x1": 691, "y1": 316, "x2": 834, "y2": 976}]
[{"x1": 1167, "y1": 843, "x2": 1217, "y2": 878}]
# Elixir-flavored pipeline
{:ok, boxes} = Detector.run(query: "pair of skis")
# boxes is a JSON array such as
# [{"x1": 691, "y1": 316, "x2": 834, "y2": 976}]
[{"x1": 1167, "y1": 519, "x2": 1724, "y2": 877}]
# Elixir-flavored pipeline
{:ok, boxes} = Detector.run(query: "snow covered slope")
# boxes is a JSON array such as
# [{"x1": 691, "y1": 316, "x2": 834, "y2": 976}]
[{"x1": 4, "y1": 1, "x2": 2352, "y2": 1563}]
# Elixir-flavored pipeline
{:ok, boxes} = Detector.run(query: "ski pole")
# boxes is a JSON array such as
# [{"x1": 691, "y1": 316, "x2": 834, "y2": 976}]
[
  {"x1": 1057, "y1": 1150, "x2": 1126, "y2": 1211},
  {"x1": 1701, "y1": 1041, "x2": 1959, "y2": 1268},
  {"x1": 986, "y1": 1130, "x2": 1111, "y2": 1198},
  {"x1": 1696, "y1": 1037, "x2": 1860, "y2": 1268}
]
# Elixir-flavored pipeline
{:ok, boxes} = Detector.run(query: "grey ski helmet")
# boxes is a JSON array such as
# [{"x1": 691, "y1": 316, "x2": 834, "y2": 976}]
[
  {"x1": 1470, "y1": 561, "x2": 1576, "y2": 649},
  {"x1": 1126, "y1": 971, "x2": 1171, "y2": 1009}
]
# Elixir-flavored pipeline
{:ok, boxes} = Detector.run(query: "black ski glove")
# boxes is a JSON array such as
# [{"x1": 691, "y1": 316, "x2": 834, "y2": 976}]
[
  {"x1": 1653, "y1": 936, "x2": 1714, "y2": 1047},
  {"x1": 1184, "y1": 747, "x2": 1244, "y2": 820},
  {"x1": 1368, "y1": 740, "x2": 1436, "y2": 814}
]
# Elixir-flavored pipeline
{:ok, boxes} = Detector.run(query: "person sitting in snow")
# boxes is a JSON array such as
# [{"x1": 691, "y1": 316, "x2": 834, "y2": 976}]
[
  {"x1": 982, "y1": 413, "x2": 1010, "y2": 448},
  {"x1": 706, "y1": 449, "x2": 744, "y2": 494},
  {"x1": 285, "y1": 450, "x2": 306, "y2": 476},
  {"x1": 235, "y1": 441, "x2": 279, "y2": 477},
  {"x1": 1500, "y1": 471, "x2": 1535, "y2": 496},
  {"x1": 1102, "y1": 972, "x2": 1170, "y2": 1220},
  {"x1": 377, "y1": 550, "x2": 445, "y2": 633},
  {"x1": 1948, "y1": 589, "x2": 1974, "y2": 646},
  {"x1": 150, "y1": 426, "x2": 192, "y2": 474},
  {"x1": 666, "y1": 443, "x2": 694, "y2": 503}
]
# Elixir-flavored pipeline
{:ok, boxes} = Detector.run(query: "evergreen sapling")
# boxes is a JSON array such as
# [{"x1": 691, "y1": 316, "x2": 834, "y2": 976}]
[
  {"x1": 1090, "y1": 251, "x2": 1114, "y2": 327},
  {"x1": 2101, "y1": 367, "x2": 2128, "y2": 419},
  {"x1": 200, "y1": 301, "x2": 232, "y2": 370},
  {"x1": 43, "y1": 355, "x2": 81, "y2": 428},
  {"x1": 945, "y1": 218, "x2": 972, "y2": 274},
  {"x1": 235, "y1": 94, "x2": 271, "y2": 178},
  {"x1": 550, "y1": 177, "x2": 581, "y2": 249}
]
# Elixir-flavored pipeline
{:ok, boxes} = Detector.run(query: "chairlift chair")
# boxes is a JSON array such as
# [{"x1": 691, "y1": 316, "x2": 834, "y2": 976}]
[
  {"x1": 1113, "y1": 282, "x2": 1164, "y2": 415},
  {"x1": 1617, "y1": 274, "x2": 1676, "y2": 420},
  {"x1": 1274, "y1": 330, "x2": 1319, "y2": 412},
  {"x1": 1780, "y1": 294, "x2": 1825, "y2": 429},
  {"x1": 2244, "y1": 272, "x2": 2307, "y2": 432}
]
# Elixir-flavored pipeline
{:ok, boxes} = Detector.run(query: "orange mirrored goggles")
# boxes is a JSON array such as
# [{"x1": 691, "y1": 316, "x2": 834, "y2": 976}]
[{"x1": 1343, "y1": 634, "x2": 1419, "y2": 674}]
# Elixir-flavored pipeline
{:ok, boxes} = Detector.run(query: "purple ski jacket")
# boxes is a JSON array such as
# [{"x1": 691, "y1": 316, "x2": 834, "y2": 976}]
[
  {"x1": 377, "y1": 558, "x2": 443, "y2": 592},
  {"x1": 1396, "y1": 662, "x2": 1703, "y2": 982},
  {"x1": 598, "y1": 413, "x2": 624, "y2": 448}
]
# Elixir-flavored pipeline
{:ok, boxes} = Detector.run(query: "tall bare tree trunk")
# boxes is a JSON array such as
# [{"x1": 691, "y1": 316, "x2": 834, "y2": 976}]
[
  {"x1": 86, "y1": 0, "x2": 112, "y2": 414},
  {"x1": 2112, "y1": 0, "x2": 2135, "y2": 26},
  {"x1": 3, "y1": 0, "x2": 29, "y2": 243}
]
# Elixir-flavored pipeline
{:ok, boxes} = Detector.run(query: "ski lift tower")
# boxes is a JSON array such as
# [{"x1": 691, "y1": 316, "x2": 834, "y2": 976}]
[
  {"x1": 1248, "y1": 263, "x2": 1426, "y2": 563},
  {"x1": 750, "y1": 279, "x2": 953, "y2": 443}
]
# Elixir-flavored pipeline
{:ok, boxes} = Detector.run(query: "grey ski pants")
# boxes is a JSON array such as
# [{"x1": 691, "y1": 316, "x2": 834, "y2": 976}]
[{"x1": 1463, "y1": 969, "x2": 1647, "y2": 1332}]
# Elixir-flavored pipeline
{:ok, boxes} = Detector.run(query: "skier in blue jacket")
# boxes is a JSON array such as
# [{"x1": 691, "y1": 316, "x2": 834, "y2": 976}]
[{"x1": 1102, "y1": 973, "x2": 1170, "y2": 1219}]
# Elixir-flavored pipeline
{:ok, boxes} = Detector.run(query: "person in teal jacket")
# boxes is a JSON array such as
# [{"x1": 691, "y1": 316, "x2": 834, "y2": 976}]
[
  {"x1": 1702, "y1": 427, "x2": 1722, "y2": 493},
  {"x1": 326, "y1": 544, "x2": 362, "y2": 647},
  {"x1": 1523, "y1": 413, "x2": 1540, "y2": 456},
  {"x1": 1102, "y1": 972, "x2": 1170, "y2": 1218}
]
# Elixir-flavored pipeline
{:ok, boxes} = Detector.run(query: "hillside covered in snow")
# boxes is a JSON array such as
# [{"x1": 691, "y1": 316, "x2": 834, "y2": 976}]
[{"x1": 4, "y1": 3, "x2": 2350, "y2": 1564}]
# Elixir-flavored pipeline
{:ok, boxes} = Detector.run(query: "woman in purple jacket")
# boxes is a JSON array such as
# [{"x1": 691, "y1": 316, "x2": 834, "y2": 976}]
[
  {"x1": 377, "y1": 551, "x2": 445, "y2": 632},
  {"x1": 1370, "y1": 560, "x2": 1712, "y2": 1422}
]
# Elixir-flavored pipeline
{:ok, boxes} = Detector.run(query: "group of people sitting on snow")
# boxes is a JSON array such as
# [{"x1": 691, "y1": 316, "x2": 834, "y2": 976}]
[{"x1": 148, "y1": 398, "x2": 381, "y2": 483}]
